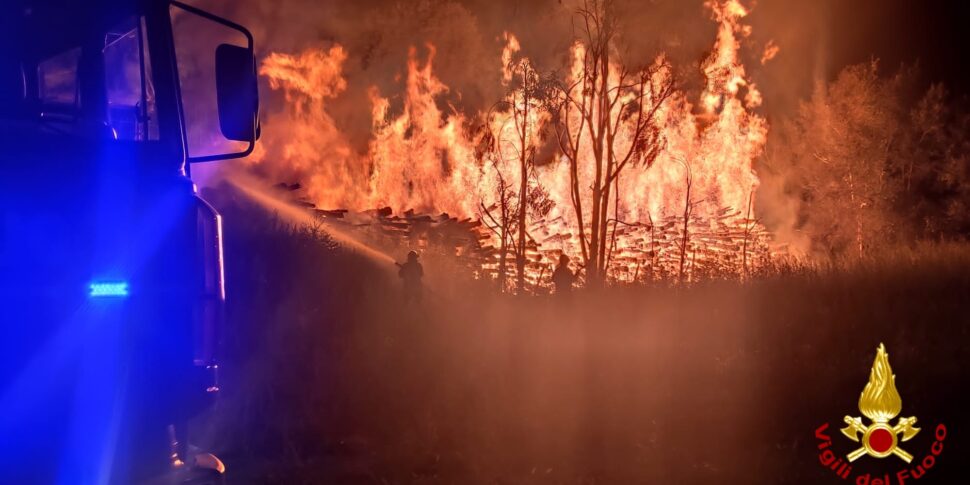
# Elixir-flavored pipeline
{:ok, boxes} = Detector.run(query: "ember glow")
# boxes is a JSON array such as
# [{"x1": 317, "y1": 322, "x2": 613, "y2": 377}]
[{"x1": 251, "y1": 0, "x2": 776, "y2": 287}]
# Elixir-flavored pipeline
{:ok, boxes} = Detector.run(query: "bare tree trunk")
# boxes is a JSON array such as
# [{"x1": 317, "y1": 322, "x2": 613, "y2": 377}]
[
  {"x1": 569, "y1": 153, "x2": 588, "y2": 263},
  {"x1": 498, "y1": 201, "x2": 508, "y2": 289},
  {"x1": 479, "y1": 178, "x2": 513, "y2": 291},
  {"x1": 679, "y1": 204, "x2": 690, "y2": 283},
  {"x1": 741, "y1": 191, "x2": 753, "y2": 279},
  {"x1": 585, "y1": 33, "x2": 611, "y2": 287},
  {"x1": 515, "y1": 67, "x2": 529, "y2": 294},
  {"x1": 847, "y1": 172, "x2": 864, "y2": 256},
  {"x1": 605, "y1": 173, "x2": 620, "y2": 272},
  {"x1": 553, "y1": 0, "x2": 673, "y2": 286},
  {"x1": 679, "y1": 162, "x2": 693, "y2": 284},
  {"x1": 588, "y1": 106, "x2": 603, "y2": 284}
]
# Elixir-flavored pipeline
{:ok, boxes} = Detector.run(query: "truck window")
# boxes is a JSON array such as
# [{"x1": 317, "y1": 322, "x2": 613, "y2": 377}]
[
  {"x1": 37, "y1": 46, "x2": 81, "y2": 109},
  {"x1": 103, "y1": 17, "x2": 159, "y2": 141}
]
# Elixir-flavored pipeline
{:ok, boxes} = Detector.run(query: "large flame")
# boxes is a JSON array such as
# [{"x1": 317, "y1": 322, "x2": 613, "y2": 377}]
[
  {"x1": 254, "y1": 46, "x2": 367, "y2": 208},
  {"x1": 252, "y1": 0, "x2": 775, "y2": 283},
  {"x1": 367, "y1": 45, "x2": 484, "y2": 217},
  {"x1": 858, "y1": 343, "x2": 902, "y2": 423}
]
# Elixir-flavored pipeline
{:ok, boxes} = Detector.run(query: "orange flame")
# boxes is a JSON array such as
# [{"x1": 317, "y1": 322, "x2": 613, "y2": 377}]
[{"x1": 252, "y1": 0, "x2": 775, "y2": 282}]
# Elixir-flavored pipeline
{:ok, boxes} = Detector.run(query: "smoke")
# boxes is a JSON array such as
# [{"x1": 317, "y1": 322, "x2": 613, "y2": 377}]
[
  {"x1": 203, "y1": 0, "x2": 555, "y2": 151},
  {"x1": 192, "y1": 0, "x2": 757, "y2": 144},
  {"x1": 188, "y1": 0, "x2": 847, "y2": 252}
]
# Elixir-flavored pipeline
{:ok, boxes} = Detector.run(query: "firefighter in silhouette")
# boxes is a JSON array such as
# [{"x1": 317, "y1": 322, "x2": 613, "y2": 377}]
[
  {"x1": 551, "y1": 254, "x2": 576, "y2": 295},
  {"x1": 397, "y1": 250, "x2": 424, "y2": 303}
]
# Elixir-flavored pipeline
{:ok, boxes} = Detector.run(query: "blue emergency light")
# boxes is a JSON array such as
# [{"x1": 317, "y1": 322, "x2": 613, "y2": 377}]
[{"x1": 89, "y1": 281, "x2": 129, "y2": 297}]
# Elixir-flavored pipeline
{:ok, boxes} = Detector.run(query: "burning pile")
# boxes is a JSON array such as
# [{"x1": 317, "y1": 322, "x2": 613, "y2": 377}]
[
  {"x1": 249, "y1": 0, "x2": 779, "y2": 288},
  {"x1": 285, "y1": 198, "x2": 773, "y2": 290}
]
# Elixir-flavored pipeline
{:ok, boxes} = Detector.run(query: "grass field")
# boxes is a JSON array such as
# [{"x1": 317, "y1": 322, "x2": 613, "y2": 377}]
[{"x1": 202, "y1": 187, "x2": 970, "y2": 484}]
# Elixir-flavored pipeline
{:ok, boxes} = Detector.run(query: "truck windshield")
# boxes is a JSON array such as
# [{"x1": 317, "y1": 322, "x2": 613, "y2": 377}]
[
  {"x1": 37, "y1": 47, "x2": 80, "y2": 108},
  {"x1": 103, "y1": 16, "x2": 159, "y2": 141}
]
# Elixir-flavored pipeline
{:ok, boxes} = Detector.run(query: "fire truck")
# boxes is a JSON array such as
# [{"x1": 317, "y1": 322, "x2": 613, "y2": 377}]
[{"x1": 0, "y1": 0, "x2": 258, "y2": 482}]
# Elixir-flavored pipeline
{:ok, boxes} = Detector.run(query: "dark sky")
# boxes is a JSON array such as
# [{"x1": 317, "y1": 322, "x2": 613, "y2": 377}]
[
  {"x1": 826, "y1": 0, "x2": 970, "y2": 91},
  {"x1": 196, "y1": 0, "x2": 970, "y2": 124}
]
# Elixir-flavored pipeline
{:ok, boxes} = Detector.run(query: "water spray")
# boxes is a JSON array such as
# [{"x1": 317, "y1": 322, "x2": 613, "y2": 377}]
[{"x1": 225, "y1": 172, "x2": 398, "y2": 266}]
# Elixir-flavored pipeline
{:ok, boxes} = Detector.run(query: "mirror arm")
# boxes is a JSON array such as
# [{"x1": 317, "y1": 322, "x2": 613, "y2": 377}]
[
  {"x1": 171, "y1": 1, "x2": 259, "y2": 163},
  {"x1": 169, "y1": 1, "x2": 254, "y2": 47}
]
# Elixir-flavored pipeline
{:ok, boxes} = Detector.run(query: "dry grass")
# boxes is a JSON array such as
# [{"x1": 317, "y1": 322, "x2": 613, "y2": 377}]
[{"x1": 201, "y1": 186, "x2": 970, "y2": 484}]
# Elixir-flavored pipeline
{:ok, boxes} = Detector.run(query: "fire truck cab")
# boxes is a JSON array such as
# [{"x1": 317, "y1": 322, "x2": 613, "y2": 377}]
[{"x1": 0, "y1": 0, "x2": 257, "y2": 482}]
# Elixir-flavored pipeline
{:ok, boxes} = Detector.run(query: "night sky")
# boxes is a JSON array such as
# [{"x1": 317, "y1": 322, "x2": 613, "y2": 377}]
[{"x1": 826, "y1": 0, "x2": 970, "y2": 92}]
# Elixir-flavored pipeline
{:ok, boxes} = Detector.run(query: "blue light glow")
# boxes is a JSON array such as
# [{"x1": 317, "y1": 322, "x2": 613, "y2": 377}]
[{"x1": 88, "y1": 281, "x2": 128, "y2": 297}]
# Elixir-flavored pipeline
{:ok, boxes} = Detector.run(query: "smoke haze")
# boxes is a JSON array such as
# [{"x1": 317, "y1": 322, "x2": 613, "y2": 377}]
[
  {"x1": 190, "y1": 0, "x2": 968, "y2": 256},
  {"x1": 193, "y1": 0, "x2": 814, "y2": 143}
]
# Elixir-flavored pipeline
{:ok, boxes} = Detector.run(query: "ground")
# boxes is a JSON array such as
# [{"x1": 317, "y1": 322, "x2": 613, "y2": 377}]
[{"x1": 199, "y1": 190, "x2": 970, "y2": 484}]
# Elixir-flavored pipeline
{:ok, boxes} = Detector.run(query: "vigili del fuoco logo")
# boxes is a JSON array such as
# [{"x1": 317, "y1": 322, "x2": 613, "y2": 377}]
[{"x1": 814, "y1": 343, "x2": 947, "y2": 484}]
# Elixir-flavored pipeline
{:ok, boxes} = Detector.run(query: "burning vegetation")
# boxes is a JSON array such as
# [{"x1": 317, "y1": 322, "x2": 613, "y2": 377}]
[
  {"x1": 245, "y1": 0, "x2": 775, "y2": 290},
  {"x1": 232, "y1": 0, "x2": 970, "y2": 290}
]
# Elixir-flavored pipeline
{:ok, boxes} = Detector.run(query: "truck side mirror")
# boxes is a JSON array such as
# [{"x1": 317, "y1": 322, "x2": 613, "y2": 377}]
[{"x1": 215, "y1": 43, "x2": 258, "y2": 142}]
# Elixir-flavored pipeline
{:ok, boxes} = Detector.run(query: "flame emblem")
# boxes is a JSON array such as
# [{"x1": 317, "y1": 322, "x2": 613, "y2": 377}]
[{"x1": 841, "y1": 343, "x2": 920, "y2": 462}]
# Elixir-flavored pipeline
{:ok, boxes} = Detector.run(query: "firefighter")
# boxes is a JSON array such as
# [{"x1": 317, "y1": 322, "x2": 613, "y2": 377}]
[
  {"x1": 551, "y1": 254, "x2": 576, "y2": 294},
  {"x1": 397, "y1": 250, "x2": 424, "y2": 303}
]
